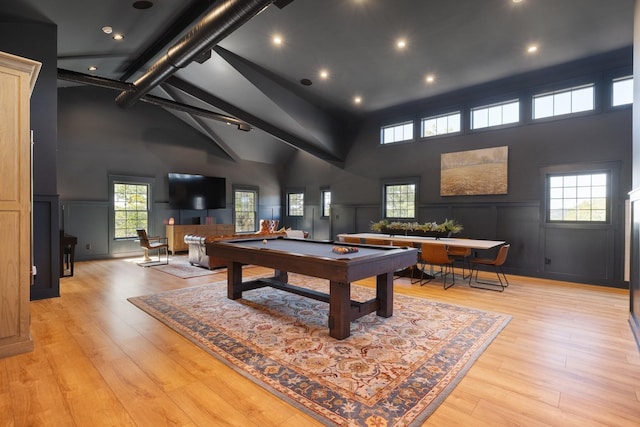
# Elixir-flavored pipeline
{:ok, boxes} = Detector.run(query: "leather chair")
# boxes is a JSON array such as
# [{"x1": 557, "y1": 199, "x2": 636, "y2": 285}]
[
  {"x1": 136, "y1": 229, "x2": 169, "y2": 265},
  {"x1": 413, "y1": 243, "x2": 455, "y2": 289},
  {"x1": 468, "y1": 244, "x2": 510, "y2": 291},
  {"x1": 447, "y1": 245, "x2": 472, "y2": 279}
]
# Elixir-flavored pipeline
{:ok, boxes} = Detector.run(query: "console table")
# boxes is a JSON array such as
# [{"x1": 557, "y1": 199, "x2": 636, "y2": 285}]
[{"x1": 166, "y1": 224, "x2": 234, "y2": 254}]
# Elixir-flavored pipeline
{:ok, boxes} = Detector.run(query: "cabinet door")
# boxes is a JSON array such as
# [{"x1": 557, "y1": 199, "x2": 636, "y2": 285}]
[{"x1": 0, "y1": 52, "x2": 40, "y2": 358}]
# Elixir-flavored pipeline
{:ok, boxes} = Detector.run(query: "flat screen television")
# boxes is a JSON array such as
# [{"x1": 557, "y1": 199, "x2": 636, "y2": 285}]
[{"x1": 168, "y1": 173, "x2": 226, "y2": 210}]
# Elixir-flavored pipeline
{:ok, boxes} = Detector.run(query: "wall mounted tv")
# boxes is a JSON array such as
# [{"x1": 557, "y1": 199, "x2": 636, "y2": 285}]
[{"x1": 168, "y1": 173, "x2": 226, "y2": 210}]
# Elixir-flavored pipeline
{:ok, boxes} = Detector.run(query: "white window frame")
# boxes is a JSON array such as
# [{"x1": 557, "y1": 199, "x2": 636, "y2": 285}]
[
  {"x1": 421, "y1": 111, "x2": 461, "y2": 138},
  {"x1": 109, "y1": 175, "x2": 154, "y2": 240},
  {"x1": 321, "y1": 188, "x2": 331, "y2": 218},
  {"x1": 533, "y1": 83, "x2": 594, "y2": 119},
  {"x1": 287, "y1": 191, "x2": 305, "y2": 217},
  {"x1": 380, "y1": 121, "x2": 414, "y2": 144},
  {"x1": 612, "y1": 76, "x2": 633, "y2": 107},
  {"x1": 383, "y1": 178, "x2": 418, "y2": 219},
  {"x1": 471, "y1": 99, "x2": 519, "y2": 130},
  {"x1": 233, "y1": 186, "x2": 258, "y2": 233},
  {"x1": 547, "y1": 171, "x2": 609, "y2": 223}
]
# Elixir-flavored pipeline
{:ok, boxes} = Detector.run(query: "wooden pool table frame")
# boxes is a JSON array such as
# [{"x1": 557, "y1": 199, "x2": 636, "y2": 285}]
[{"x1": 206, "y1": 237, "x2": 418, "y2": 339}]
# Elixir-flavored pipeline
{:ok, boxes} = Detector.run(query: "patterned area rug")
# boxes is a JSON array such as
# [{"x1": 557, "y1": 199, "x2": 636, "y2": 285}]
[
  {"x1": 129, "y1": 275, "x2": 511, "y2": 426},
  {"x1": 146, "y1": 256, "x2": 219, "y2": 278}
]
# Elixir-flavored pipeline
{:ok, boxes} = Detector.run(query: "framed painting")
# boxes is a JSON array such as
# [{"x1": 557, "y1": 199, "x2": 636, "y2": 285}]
[{"x1": 440, "y1": 146, "x2": 508, "y2": 196}]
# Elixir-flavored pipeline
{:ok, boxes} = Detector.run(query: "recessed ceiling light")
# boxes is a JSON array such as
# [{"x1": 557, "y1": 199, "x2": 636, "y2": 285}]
[
  {"x1": 113, "y1": 34, "x2": 124, "y2": 41},
  {"x1": 425, "y1": 74, "x2": 435, "y2": 83},
  {"x1": 319, "y1": 69, "x2": 329, "y2": 79},
  {"x1": 353, "y1": 96, "x2": 362, "y2": 104},
  {"x1": 88, "y1": 66, "x2": 97, "y2": 71},
  {"x1": 132, "y1": 0, "x2": 154, "y2": 9},
  {"x1": 396, "y1": 39, "x2": 407, "y2": 49},
  {"x1": 102, "y1": 26, "x2": 113, "y2": 34},
  {"x1": 527, "y1": 44, "x2": 538, "y2": 54},
  {"x1": 512, "y1": 0, "x2": 523, "y2": 3},
  {"x1": 300, "y1": 78, "x2": 312, "y2": 86},
  {"x1": 272, "y1": 35, "x2": 283, "y2": 45}
]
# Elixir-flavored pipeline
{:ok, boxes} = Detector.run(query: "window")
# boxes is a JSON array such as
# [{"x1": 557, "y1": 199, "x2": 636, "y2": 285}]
[
  {"x1": 548, "y1": 172, "x2": 608, "y2": 222},
  {"x1": 612, "y1": 76, "x2": 633, "y2": 107},
  {"x1": 114, "y1": 182, "x2": 149, "y2": 239},
  {"x1": 234, "y1": 187, "x2": 258, "y2": 232},
  {"x1": 380, "y1": 121, "x2": 414, "y2": 144},
  {"x1": 471, "y1": 99, "x2": 519, "y2": 129},
  {"x1": 533, "y1": 84, "x2": 594, "y2": 119},
  {"x1": 288, "y1": 191, "x2": 304, "y2": 217},
  {"x1": 421, "y1": 111, "x2": 461, "y2": 138},
  {"x1": 384, "y1": 181, "x2": 417, "y2": 219},
  {"x1": 321, "y1": 188, "x2": 331, "y2": 217}
]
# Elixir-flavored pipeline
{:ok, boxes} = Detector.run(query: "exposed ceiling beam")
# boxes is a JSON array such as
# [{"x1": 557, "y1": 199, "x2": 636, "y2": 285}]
[
  {"x1": 166, "y1": 75, "x2": 345, "y2": 166},
  {"x1": 115, "y1": 0, "x2": 278, "y2": 108}
]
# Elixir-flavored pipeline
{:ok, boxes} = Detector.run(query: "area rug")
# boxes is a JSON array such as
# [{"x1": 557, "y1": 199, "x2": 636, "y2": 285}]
[
  {"x1": 148, "y1": 256, "x2": 219, "y2": 278},
  {"x1": 128, "y1": 275, "x2": 511, "y2": 426}
]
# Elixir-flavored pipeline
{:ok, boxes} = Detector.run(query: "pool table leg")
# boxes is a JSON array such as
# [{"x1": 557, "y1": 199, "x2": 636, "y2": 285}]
[
  {"x1": 376, "y1": 272, "x2": 394, "y2": 317},
  {"x1": 228, "y1": 261, "x2": 243, "y2": 299},
  {"x1": 329, "y1": 281, "x2": 351, "y2": 340}
]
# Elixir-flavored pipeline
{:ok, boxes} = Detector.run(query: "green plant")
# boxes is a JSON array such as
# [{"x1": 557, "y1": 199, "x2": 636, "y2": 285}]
[{"x1": 369, "y1": 218, "x2": 463, "y2": 234}]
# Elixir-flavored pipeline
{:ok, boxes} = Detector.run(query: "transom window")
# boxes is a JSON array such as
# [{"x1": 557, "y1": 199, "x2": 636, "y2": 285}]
[
  {"x1": 288, "y1": 192, "x2": 304, "y2": 217},
  {"x1": 321, "y1": 189, "x2": 331, "y2": 217},
  {"x1": 548, "y1": 172, "x2": 608, "y2": 222},
  {"x1": 384, "y1": 182, "x2": 416, "y2": 219},
  {"x1": 612, "y1": 76, "x2": 633, "y2": 107},
  {"x1": 421, "y1": 111, "x2": 461, "y2": 138},
  {"x1": 533, "y1": 84, "x2": 594, "y2": 119},
  {"x1": 471, "y1": 99, "x2": 519, "y2": 129},
  {"x1": 380, "y1": 121, "x2": 414, "y2": 144},
  {"x1": 234, "y1": 188, "x2": 257, "y2": 232},
  {"x1": 114, "y1": 182, "x2": 149, "y2": 238}
]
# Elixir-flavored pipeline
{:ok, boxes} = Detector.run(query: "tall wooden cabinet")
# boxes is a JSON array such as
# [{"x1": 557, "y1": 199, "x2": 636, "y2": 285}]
[{"x1": 0, "y1": 52, "x2": 41, "y2": 358}]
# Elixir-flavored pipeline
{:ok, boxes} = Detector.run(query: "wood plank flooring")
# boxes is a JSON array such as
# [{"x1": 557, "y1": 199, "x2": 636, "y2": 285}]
[{"x1": 2, "y1": 258, "x2": 639, "y2": 426}]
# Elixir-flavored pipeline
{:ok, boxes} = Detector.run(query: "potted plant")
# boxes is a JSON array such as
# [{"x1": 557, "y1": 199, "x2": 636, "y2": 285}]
[{"x1": 370, "y1": 218, "x2": 463, "y2": 239}]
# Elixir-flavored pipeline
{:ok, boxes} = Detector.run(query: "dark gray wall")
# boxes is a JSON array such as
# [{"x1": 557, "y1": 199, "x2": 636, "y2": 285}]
[
  {"x1": 0, "y1": 19, "x2": 60, "y2": 299},
  {"x1": 57, "y1": 86, "x2": 282, "y2": 260},
  {"x1": 283, "y1": 51, "x2": 632, "y2": 287}
]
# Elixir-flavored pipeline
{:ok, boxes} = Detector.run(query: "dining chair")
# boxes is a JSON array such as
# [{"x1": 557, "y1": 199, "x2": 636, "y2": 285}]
[
  {"x1": 447, "y1": 245, "x2": 472, "y2": 279},
  {"x1": 468, "y1": 244, "x2": 510, "y2": 291},
  {"x1": 412, "y1": 243, "x2": 455, "y2": 289},
  {"x1": 136, "y1": 229, "x2": 169, "y2": 265}
]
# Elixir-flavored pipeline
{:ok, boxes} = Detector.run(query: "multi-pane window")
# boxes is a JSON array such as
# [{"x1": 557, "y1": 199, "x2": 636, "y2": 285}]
[
  {"x1": 533, "y1": 84, "x2": 594, "y2": 119},
  {"x1": 114, "y1": 183, "x2": 148, "y2": 238},
  {"x1": 321, "y1": 189, "x2": 331, "y2": 217},
  {"x1": 234, "y1": 188, "x2": 257, "y2": 232},
  {"x1": 421, "y1": 111, "x2": 461, "y2": 138},
  {"x1": 471, "y1": 100, "x2": 519, "y2": 129},
  {"x1": 288, "y1": 192, "x2": 304, "y2": 216},
  {"x1": 612, "y1": 76, "x2": 633, "y2": 107},
  {"x1": 380, "y1": 121, "x2": 414, "y2": 144},
  {"x1": 384, "y1": 183, "x2": 416, "y2": 219},
  {"x1": 548, "y1": 173, "x2": 608, "y2": 222}
]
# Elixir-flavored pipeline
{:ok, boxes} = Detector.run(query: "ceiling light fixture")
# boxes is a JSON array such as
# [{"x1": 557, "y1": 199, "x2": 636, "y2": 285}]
[
  {"x1": 527, "y1": 44, "x2": 538, "y2": 53},
  {"x1": 425, "y1": 74, "x2": 435, "y2": 83},
  {"x1": 319, "y1": 69, "x2": 329, "y2": 79},
  {"x1": 353, "y1": 96, "x2": 362, "y2": 104},
  {"x1": 102, "y1": 26, "x2": 113, "y2": 34},
  {"x1": 88, "y1": 66, "x2": 97, "y2": 71},
  {"x1": 300, "y1": 78, "x2": 312, "y2": 86},
  {"x1": 512, "y1": 0, "x2": 523, "y2": 3},
  {"x1": 396, "y1": 39, "x2": 407, "y2": 49},
  {"x1": 272, "y1": 35, "x2": 283, "y2": 45},
  {"x1": 132, "y1": 0, "x2": 154, "y2": 9},
  {"x1": 113, "y1": 34, "x2": 124, "y2": 41}
]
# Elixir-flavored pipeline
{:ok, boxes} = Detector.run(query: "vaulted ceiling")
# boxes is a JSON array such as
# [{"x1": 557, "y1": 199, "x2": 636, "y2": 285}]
[{"x1": 1, "y1": 0, "x2": 634, "y2": 166}]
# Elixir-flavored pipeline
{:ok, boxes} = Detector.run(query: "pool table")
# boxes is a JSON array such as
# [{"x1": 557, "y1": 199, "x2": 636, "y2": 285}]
[{"x1": 206, "y1": 237, "x2": 419, "y2": 339}]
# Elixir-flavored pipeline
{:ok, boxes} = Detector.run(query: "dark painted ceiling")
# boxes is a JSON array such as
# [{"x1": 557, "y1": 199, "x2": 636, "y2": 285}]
[{"x1": 0, "y1": 0, "x2": 634, "y2": 166}]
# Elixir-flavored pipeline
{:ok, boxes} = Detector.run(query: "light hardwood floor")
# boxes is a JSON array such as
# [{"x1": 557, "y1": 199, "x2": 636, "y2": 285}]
[{"x1": 2, "y1": 258, "x2": 639, "y2": 426}]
